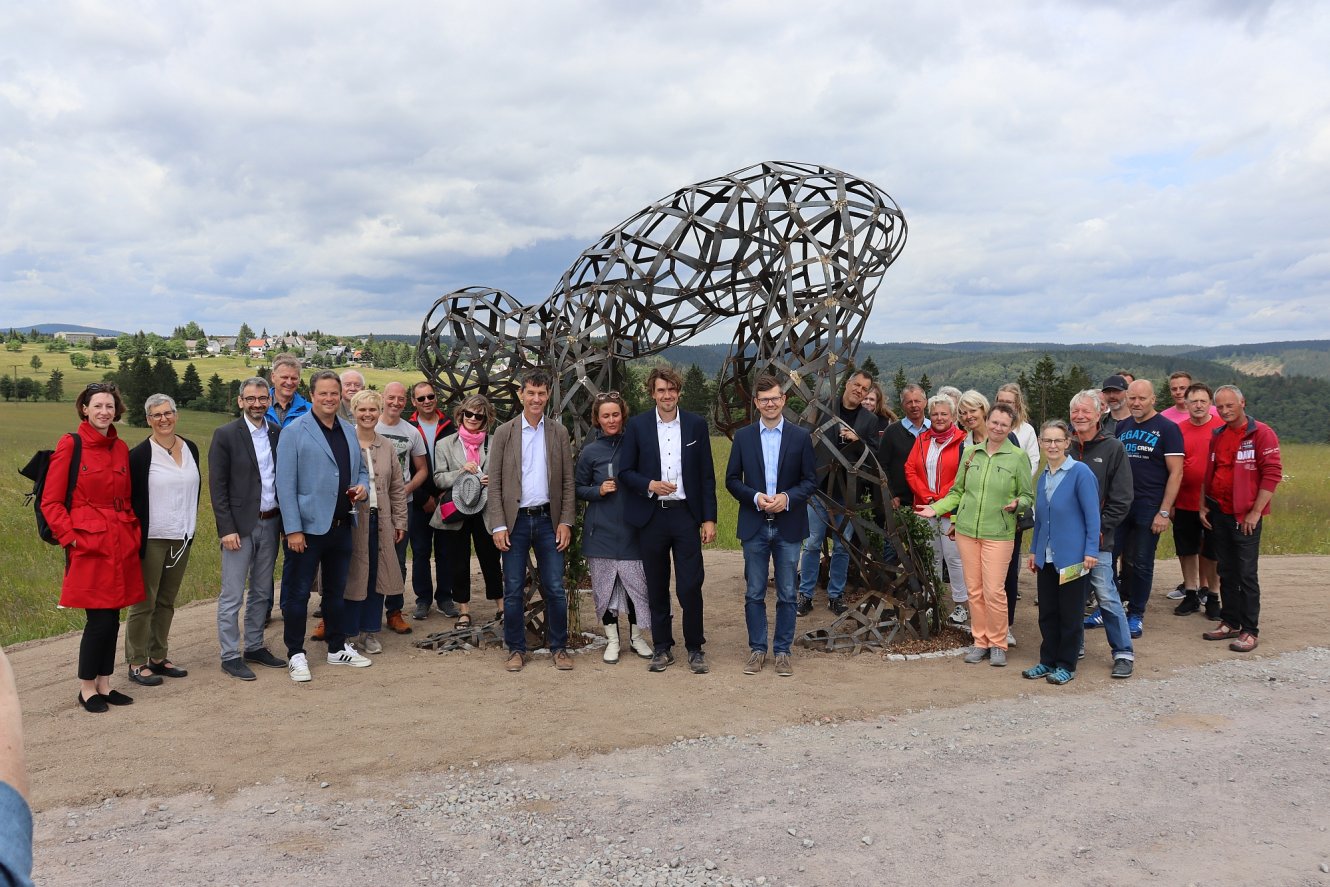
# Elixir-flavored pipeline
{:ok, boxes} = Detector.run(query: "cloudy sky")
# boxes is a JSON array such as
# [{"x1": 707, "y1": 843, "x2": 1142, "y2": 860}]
[{"x1": 2, "y1": 0, "x2": 1327, "y2": 346}]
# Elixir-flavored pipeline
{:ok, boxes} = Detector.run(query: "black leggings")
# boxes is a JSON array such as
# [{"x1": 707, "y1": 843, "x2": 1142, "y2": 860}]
[
  {"x1": 602, "y1": 593, "x2": 638, "y2": 625},
  {"x1": 79, "y1": 608, "x2": 121, "y2": 681},
  {"x1": 1006, "y1": 528, "x2": 1025, "y2": 625}
]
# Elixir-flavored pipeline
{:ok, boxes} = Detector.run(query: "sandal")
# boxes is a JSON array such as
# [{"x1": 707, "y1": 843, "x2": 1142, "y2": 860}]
[{"x1": 455, "y1": 614, "x2": 473, "y2": 630}]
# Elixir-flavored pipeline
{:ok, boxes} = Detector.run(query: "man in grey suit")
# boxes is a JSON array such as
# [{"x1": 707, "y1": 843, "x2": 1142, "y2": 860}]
[
  {"x1": 208, "y1": 377, "x2": 287, "y2": 680},
  {"x1": 487, "y1": 369, "x2": 576, "y2": 673}
]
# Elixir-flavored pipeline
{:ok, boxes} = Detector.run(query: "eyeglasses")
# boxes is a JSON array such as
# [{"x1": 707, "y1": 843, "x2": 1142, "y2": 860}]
[
  {"x1": 414, "y1": 393, "x2": 436, "y2": 402},
  {"x1": 755, "y1": 396, "x2": 784, "y2": 406},
  {"x1": 1039, "y1": 437, "x2": 1067, "y2": 446},
  {"x1": 241, "y1": 395, "x2": 270, "y2": 405},
  {"x1": 148, "y1": 410, "x2": 177, "y2": 421},
  {"x1": 85, "y1": 382, "x2": 119, "y2": 393},
  {"x1": 461, "y1": 409, "x2": 485, "y2": 421}
]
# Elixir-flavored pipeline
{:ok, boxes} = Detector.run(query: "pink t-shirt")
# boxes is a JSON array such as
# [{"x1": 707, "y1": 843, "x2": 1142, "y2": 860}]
[{"x1": 1161, "y1": 404, "x2": 1219, "y2": 424}]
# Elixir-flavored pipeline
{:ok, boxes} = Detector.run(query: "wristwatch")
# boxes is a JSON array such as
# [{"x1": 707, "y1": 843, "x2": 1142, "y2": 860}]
[{"x1": 1158, "y1": 510, "x2": 1171, "y2": 519}]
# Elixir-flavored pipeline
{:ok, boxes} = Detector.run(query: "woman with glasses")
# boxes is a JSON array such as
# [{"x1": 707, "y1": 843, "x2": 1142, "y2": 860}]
[
  {"x1": 126, "y1": 393, "x2": 201, "y2": 688},
  {"x1": 433, "y1": 394, "x2": 502, "y2": 627},
  {"x1": 915, "y1": 403, "x2": 1032, "y2": 667},
  {"x1": 576, "y1": 391, "x2": 653, "y2": 663},
  {"x1": 41, "y1": 383, "x2": 146, "y2": 712},
  {"x1": 1023, "y1": 420, "x2": 1100, "y2": 685},
  {"x1": 344, "y1": 389, "x2": 408, "y2": 654}
]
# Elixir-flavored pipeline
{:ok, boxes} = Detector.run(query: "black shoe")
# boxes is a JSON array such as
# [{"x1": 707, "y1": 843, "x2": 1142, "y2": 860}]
[
  {"x1": 439, "y1": 602, "x2": 461, "y2": 618},
  {"x1": 412, "y1": 602, "x2": 431, "y2": 620},
  {"x1": 104, "y1": 689, "x2": 134, "y2": 705},
  {"x1": 146, "y1": 660, "x2": 188, "y2": 678},
  {"x1": 796, "y1": 596, "x2": 813, "y2": 617},
  {"x1": 222, "y1": 658, "x2": 258, "y2": 681},
  {"x1": 1174, "y1": 590, "x2": 1201, "y2": 616},
  {"x1": 829, "y1": 598, "x2": 848, "y2": 616},
  {"x1": 77, "y1": 692, "x2": 108, "y2": 713},
  {"x1": 688, "y1": 651, "x2": 709, "y2": 674},
  {"x1": 128, "y1": 666, "x2": 163, "y2": 687},
  {"x1": 244, "y1": 648, "x2": 287, "y2": 669},
  {"x1": 1203, "y1": 591, "x2": 1221, "y2": 621},
  {"x1": 648, "y1": 651, "x2": 675, "y2": 672},
  {"x1": 1111, "y1": 658, "x2": 1134, "y2": 679}
]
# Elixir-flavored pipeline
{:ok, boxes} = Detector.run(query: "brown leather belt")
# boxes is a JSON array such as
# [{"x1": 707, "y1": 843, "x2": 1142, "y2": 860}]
[{"x1": 259, "y1": 508, "x2": 281, "y2": 520}]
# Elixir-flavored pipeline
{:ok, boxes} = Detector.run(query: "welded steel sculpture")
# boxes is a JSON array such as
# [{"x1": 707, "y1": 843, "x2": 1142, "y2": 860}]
[{"x1": 419, "y1": 161, "x2": 937, "y2": 643}]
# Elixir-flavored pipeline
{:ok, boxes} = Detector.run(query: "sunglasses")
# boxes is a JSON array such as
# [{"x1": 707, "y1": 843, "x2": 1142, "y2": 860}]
[
  {"x1": 85, "y1": 382, "x2": 119, "y2": 393},
  {"x1": 461, "y1": 409, "x2": 485, "y2": 421},
  {"x1": 414, "y1": 393, "x2": 436, "y2": 402}
]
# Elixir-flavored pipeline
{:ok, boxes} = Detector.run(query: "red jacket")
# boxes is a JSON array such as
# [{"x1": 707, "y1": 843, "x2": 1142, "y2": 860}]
[
  {"x1": 904, "y1": 425, "x2": 967, "y2": 512},
  {"x1": 40, "y1": 422, "x2": 146, "y2": 610},
  {"x1": 1204, "y1": 417, "x2": 1282, "y2": 517}
]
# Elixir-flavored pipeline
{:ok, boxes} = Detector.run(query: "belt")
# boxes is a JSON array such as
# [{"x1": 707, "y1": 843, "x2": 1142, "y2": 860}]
[
  {"x1": 368, "y1": 506, "x2": 379, "y2": 515},
  {"x1": 659, "y1": 499, "x2": 686, "y2": 509},
  {"x1": 764, "y1": 514, "x2": 777, "y2": 522},
  {"x1": 519, "y1": 504, "x2": 550, "y2": 516},
  {"x1": 258, "y1": 508, "x2": 281, "y2": 520}
]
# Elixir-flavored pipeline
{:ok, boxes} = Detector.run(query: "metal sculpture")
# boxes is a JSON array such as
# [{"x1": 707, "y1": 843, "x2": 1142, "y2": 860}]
[{"x1": 419, "y1": 161, "x2": 937, "y2": 643}]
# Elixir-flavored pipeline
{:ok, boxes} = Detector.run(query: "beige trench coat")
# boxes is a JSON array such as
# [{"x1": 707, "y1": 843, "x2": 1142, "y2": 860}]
[{"x1": 345, "y1": 433, "x2": 408, "y2": 602}]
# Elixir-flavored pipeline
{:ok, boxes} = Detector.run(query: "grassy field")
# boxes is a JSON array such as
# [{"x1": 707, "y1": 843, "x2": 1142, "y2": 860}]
[
  {"x1": 0, "y1": 342, "x2": 429, "y2": 402},
  {"x1": 2, "y1": 400, "x2": 1325, "y2": 645}
]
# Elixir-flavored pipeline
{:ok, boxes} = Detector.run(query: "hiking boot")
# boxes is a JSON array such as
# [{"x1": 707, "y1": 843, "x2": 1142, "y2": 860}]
[
  {"x1": 386, "y1": 611, "x2": 413, "y2": 634},
  {"x1": 311, "y1": 619, "x2": 326, "y2": 641},
  {"x1": 796, "y1": 596, "x2": 813, "y2": 617}
]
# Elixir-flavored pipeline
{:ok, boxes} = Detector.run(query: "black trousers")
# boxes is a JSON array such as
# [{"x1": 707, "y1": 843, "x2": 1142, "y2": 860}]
[
  {"x1": 1006, "y1": 528, "x2": 1025, "y2": 623},
  {"x1": 79, "y1": 608, "x2": 121, "y2": 681},
  {"x1": 640, "y1": 505, "x2": 706, "y2": 654},
  {"x1": 1036, "y1": 565, "x2": 1089, "y2": 671},
  {"x1": 1211, "y1": 511, "x2": 1263, "y2": 635},
  {"x1": 445, "y1": 512, "x2": 503, "y2": 603}
]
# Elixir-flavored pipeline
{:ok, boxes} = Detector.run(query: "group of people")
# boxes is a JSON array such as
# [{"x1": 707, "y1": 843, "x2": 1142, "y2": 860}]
[{"x1": 39, "y1": 355, "x2": 1282, "y2": 705}]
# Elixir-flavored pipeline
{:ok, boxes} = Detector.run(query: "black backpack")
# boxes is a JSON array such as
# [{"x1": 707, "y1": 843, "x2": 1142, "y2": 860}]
[{"x1": 19, "y1": 433, "x2": 82, "y2": 545}]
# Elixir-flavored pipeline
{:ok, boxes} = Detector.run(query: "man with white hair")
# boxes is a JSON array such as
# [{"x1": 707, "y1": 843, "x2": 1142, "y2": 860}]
[{"x1": 338, "y1": 369, "x2": 365, "y2": 420}]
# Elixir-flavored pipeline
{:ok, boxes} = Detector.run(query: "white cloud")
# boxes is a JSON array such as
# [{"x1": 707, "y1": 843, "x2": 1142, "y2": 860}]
[{"x1": 0, "y1": 0, "x2": 1327, "y2": 346}]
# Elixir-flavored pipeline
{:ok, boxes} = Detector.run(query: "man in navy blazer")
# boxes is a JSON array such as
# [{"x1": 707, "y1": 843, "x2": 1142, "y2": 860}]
[
  {"x1": 725, "y1": 375, "x2": 817, "y2": 676},
  {"x1": 276, "y1": 370, "x2": 370, "y2": 682},
  {"x1": 619, "y1": 367, "x2": 717, "y2": 674}
]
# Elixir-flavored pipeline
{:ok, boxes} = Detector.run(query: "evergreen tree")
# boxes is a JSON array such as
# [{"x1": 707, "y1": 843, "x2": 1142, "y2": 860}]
[
  {"x1": 918, "y1": 373, "x2": 932, "y2": 396},
  {"x1": 892, "y1": 366, "x2": 908, "y2": 403},
  {"x1": 1026, "y1": 354, "x2": 1062, "y2": 430},
  {"x1": 0, "y1": 376, "x2": 12, "y2": 400},
  {"x1": 45, "y1": 368, "x2": 64, "y2": 401},
  {"x1": 860, "y1": 355, "x2": 881, "y2": 380},
  {"x1": 239, "y1": 322, "x2": 256, "y2": 342},
  {"x1": 15, "y1": 377, "x2": 36, "y2": 401},
  {"x1": 152, "y1": 356, "x2": 180, "y2": 401},
  {"x1": 180, "y1": 363, "x2": 204, "y2": 406},
  {"x1": 206, "y1": 373, "x2": 229, "y2": 412},
  {"x1": 680, "y1": 364, "x2": 712, "y2": 416}
]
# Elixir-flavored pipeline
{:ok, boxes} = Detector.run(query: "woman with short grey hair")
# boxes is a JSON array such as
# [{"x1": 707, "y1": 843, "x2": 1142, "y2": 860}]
[{"x1": 126, "y1": 393, "x2": 201, "y2": 686}]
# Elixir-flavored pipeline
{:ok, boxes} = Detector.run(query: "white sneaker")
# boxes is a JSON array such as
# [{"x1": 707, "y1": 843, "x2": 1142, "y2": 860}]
[
  {"x1": 1006, "y1": 630, "x2": 1016, "y2": 648},
  {"x1": 328, "y1": 644, "x2": 372, "y2": 668},
  {"x1": 361, "y1": 632, "x2": 382, "y2": 654},
  {"x1": 288, "y1": 652, "x2": 311, "y2": 683},
  {"x1": 948, "y1": 604, "x2": 969, "y2": 626}
]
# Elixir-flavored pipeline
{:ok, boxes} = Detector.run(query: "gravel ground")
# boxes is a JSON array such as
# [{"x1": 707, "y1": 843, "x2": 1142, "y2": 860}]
[{"x1": 33, "y1": 647, "x2": 1330, "y2": 886}]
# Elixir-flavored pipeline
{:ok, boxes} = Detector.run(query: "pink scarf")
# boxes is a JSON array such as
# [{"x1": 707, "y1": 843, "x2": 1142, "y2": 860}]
[{"x1": 458, "y1": 426, "x2": 486, "y2": 464}]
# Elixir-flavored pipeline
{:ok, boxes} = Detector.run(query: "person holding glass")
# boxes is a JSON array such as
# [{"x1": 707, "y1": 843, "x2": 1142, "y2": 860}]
[
  {"x1": 576, "y1": 391, "x2": 654, "y2": 663},
  {"x1": 1023, "y1": 420, "x2": 1100, "y2": 685},
  {"x1": 126, "y1": 393, "x2": 200, "y2": 687},
  {"x1": 915, "y1": 402, "x2": 1032, "y2": 667}
]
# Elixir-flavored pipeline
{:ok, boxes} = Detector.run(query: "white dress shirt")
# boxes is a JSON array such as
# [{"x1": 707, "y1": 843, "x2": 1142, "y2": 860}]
[
  {"x1": 518, "y1": 414, "x2": 550, "y2": 508},
  {"x1": 246, "y1": 414, "x2": 278, "y2": 512},
  {"x1": 655, "y1": 409, "x2": 685, "y2": 500}
]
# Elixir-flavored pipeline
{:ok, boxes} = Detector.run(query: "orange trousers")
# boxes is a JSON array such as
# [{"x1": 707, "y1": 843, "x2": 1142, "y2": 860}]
[{"x1": 955, "y1": 534, "x2": 1014, "y2": 650}]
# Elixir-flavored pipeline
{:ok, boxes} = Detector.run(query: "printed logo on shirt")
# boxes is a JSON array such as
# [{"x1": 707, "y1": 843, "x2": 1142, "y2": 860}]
[{"x1": 1119, "y1": 427, "x2": 1162, "y2": 459}]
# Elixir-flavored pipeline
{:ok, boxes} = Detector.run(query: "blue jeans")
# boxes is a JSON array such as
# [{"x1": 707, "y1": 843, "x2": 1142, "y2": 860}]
[
  {"x1": 798, "y1": 497, "x2": 848, "y2": 600},
  {"x1": 501, "y1": 513, "x2": 568, "y2": 653},
  {"x1": 281, "y1": 522, "x2": 353, "y2": 658},
  {"x1": 742, "y1": 523, "x2": 801, "y2": 654},
  {"x1": 1117, "y1": 500, "x2": 1163, "y2": 618},
  {"x1": 1090, "y1": 549, "x2": 1133, "y2": 661}
]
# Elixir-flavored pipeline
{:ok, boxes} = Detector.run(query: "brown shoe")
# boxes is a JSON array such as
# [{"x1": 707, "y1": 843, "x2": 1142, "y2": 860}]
[
  {"x1": 505, "y1": 651, "x2": 526, "y2": 672},
  {"x1": 1203, "y1": 622, "x2": 1241, "y2": 641},
  {"x1": 385, "y1": 611, "x2": 413, "y2": 634},
  {"x1": 311, "y1": 619, "x2": 326, "y2": 641},
  {"x1": 1229, "y1": 631, "x2": 1259, "y2": 652},
  {"x1": 553, "y1": 650, "x2": 574, "y2": 671}
]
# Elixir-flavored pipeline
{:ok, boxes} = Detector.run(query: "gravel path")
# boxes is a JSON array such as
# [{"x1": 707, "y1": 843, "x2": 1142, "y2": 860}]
[{"x1": 34, "y1": 647, "x2": 1330, "y2": 886}]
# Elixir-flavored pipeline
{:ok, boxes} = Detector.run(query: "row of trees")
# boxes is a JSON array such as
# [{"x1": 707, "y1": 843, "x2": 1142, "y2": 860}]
[
  {"x1": 0, "y1": 370, "x2": 64, "y2": 402},
  {"x1": 110, "y1": 357, "x2": 238, "y2": 425}
]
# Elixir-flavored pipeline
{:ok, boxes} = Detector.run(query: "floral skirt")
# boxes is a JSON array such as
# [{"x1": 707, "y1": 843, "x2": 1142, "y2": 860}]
[{"x1": 587, "y1": 557, "x2": 651, "y2": 632}]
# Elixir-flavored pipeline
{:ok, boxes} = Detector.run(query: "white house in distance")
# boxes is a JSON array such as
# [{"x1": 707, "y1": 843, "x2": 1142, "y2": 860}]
[
  {"x1": 248, "y1": 338, "x2": 268, "y2": 357},
  {"x1": 54, "y1": 331, "x2": 97, "y2": 346}
]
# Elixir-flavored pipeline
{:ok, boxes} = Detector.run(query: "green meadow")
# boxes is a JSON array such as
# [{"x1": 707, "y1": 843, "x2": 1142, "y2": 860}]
[{"x1": 2, "y1": 400, "x2": 1326, "y2": 646}]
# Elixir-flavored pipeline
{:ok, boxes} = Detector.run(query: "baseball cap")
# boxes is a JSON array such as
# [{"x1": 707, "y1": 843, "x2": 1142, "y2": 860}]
[{"x1": 1100, "y1": 375, "x2": 1128, "y2": 392}]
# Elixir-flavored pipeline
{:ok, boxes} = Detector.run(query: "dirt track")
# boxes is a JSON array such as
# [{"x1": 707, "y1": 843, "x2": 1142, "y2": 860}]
[{"x1": 11, "y1": 552, "x2": 1329, "y2": 885}]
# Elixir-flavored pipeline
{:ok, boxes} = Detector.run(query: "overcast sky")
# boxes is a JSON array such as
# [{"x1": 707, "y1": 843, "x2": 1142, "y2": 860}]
[{"x1": 2, "y1": 0, "x2": 1327, "y2": 346}]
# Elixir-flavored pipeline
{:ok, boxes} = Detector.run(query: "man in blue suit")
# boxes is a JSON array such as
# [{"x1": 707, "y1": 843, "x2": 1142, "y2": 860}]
[
  {"x1": 725, "y1": 375, "x2": 818, "y2": 677},
  {"x1": 620, "y1": 367, "x2": 717, "y2": 674},
  {"x1": 277, "y1": 370, "x2": 370, "y2": 683}
]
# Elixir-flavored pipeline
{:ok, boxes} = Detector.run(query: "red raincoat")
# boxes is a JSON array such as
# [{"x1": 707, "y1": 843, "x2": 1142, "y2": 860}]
[{"x1": 40, "y1": 421, "x2": 145, "y2": 610}]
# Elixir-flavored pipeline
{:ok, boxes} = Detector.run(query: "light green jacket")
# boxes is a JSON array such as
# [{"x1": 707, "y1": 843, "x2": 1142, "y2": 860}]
[{"x1": 931, "y1": 439, "x2": 1033, "y2": 541}]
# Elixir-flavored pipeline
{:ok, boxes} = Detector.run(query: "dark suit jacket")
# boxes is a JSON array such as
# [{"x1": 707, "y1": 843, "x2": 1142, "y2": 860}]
[
  {"x1": 619, "y1": 408, "x2": 717, "y2": 528},
  {"x1": 129, "y1": 436, "x2": 202, "y2": 557},
  {"x1": 208, "y1": 416, "x2": 281, "y2": 540},
  {"x1": 725, "y1": 420, "x2": 818, "y2": 543}
]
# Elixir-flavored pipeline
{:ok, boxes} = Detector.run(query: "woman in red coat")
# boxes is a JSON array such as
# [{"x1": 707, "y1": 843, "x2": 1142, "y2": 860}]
[{"x1": 41, "y1": 383, "x2": 146, "y2": 713}]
